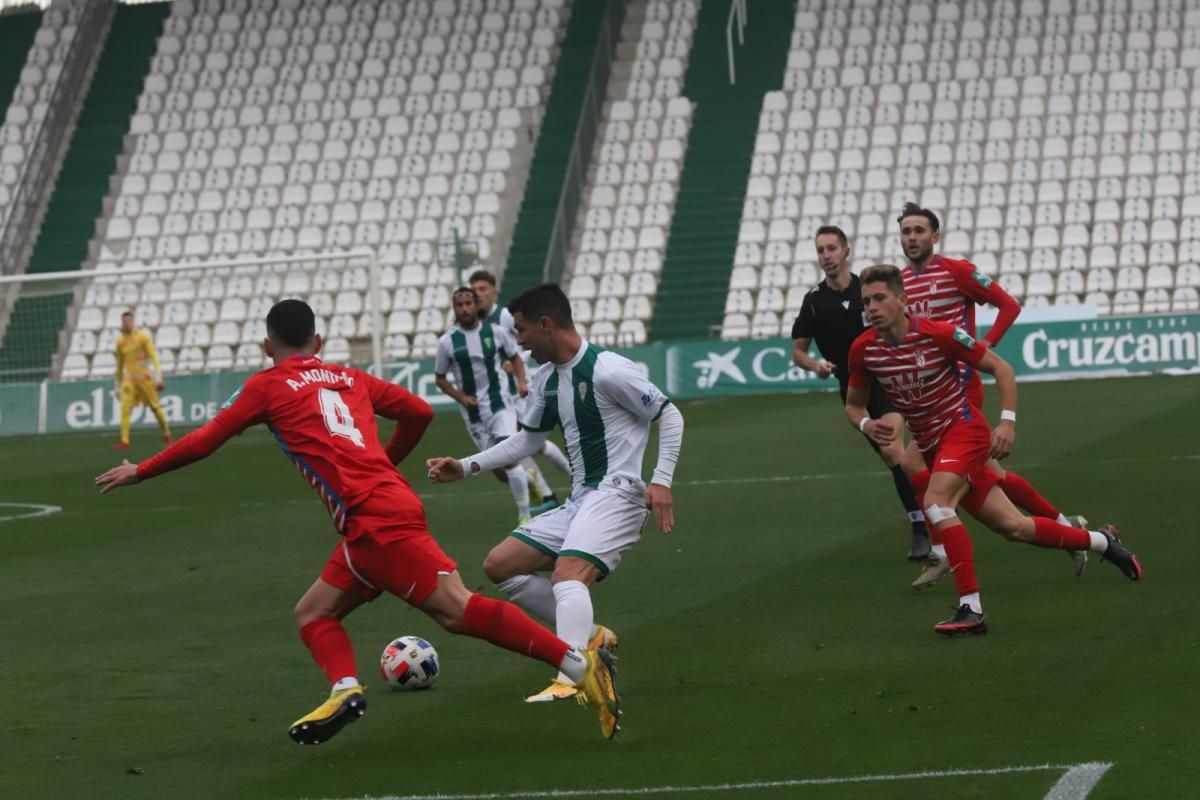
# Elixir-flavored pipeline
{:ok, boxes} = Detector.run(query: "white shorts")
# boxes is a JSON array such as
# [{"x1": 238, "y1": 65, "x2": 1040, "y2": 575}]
[
  {"x1": 510, "y1": 481, "x2": 649, "y2": 577},
  {"x1": 465, "y1": 407, "x2": 518, "y2": 451}
]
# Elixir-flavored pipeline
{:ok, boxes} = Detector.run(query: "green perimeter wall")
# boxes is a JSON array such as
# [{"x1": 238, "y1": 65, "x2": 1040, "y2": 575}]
[{"x1": 2, "y1": 313, "x2": 1198, "y2": 437}]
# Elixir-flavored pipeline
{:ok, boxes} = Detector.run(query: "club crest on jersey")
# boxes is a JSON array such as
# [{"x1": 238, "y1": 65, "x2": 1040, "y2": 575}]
[
  {"x1": 842, "y1": 300, "x2": 850, "y2": 310},
  {"x1": 953, "y1": 327, "x2": 977, "y2": 349},
  {"x1": 916, "y1": 352, "x2": 927, "y2": 367},
  {"x1": 972, "y1": 269, "x2": 994, "y2": 288},
  {"x1": 221, "y1": 387, "x2": 242, "y2": 409},
  {"x1": 577, "y1": 381, "x2": 589, "y2": 400}
]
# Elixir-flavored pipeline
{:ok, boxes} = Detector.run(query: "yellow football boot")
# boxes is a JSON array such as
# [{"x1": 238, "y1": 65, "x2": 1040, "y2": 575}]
[
  {"x1": 576, "y1": 649, "x2": 621, "y2": 739},
  {"x1": 524, "y1": 679, "x2": 579, "y2": 703},
  {"x1": 587, "y1": 624, "x2": 618, "y2": 653},
  {"x1": 288, "y1": 685, "x2": 366, "y2": 745}
]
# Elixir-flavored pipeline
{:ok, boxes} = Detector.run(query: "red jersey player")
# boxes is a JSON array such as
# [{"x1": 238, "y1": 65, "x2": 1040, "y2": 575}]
[
  {"x1": 896, "y1": 203, "x2": 1088, "y2": 585},
  {"x1": 845, "y1": 266, "x2": 1142, "y2": 636},
  {"x1": 95, "y1": 300, "x2": 621, "y2": 743}
]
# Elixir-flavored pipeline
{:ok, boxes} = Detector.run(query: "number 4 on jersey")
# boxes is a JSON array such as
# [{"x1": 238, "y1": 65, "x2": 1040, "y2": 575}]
[{"x1": 319, "y1": 388, "x2": 365, "y2": 448}]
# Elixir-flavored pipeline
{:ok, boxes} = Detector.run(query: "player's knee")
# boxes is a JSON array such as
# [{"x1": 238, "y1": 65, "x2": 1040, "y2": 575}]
[
  {"x1": 482, "y1": 548, "x2": 515, "y2": 584},
  {"x1": 293, "y1": 597, "x2": 322, "y2": 628},
  {"x1": 994, "y1": 516, "x2": 1028, "y2": 542},
  {"x1": 430, "y1": 606, "x2": 465, "y2": 633}
]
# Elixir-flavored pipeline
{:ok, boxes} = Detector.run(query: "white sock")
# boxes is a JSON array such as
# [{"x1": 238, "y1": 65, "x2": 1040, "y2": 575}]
[
  {"x1": 540, "y1": 441, "x2": 571, "y2": 476},
  {"x1": 1087, "y1": 530, "x2": 1109, "y2": 553},
  {"x1": 552, "y1": 580, "x2": 594, "y2": 685},
  {"x1": 557, "y1": 647, "x2": 587, "y2": 684},
  {"x1": 960, "y1": 592, "x2": 983, "y2": 614},
  {"x1": 331, "y1": 676, "x2": 360, "y2": 692},
  {"x1": 507, "y1": 466, "x2": 530, "y2": 519},
  {"x1": 495, "y1": 574, "x2": 557, "y2": 624},
  {"x1": 522, "y1": 456, "x2": 554, "y2": 499},
  {"x1": 932, "y1": 544, "x2": 947, "y2": 559}
]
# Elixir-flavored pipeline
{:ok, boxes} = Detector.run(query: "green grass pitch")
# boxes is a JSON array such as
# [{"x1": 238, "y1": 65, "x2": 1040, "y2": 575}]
[{"x1": 1, "y1": 375, "x2": 1197, "y2": 799}]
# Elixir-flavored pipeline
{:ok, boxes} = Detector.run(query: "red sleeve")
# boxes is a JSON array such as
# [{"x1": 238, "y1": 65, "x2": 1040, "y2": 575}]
[
  {"x1": 363, "y1": 372, "x2": 434, "y2": 464},
  {"x1": 846, "y1": 333, "x2": 872, "y2": 390},
  {"x1": 947, "y1": 260, "x2": 1022, "y2": 346},
  {"x1": 927, "y1": 320, "x2": 988, "y2": 369},
  {"x1": 136, "y1": 378, "x2": 268, "y2": 480}
]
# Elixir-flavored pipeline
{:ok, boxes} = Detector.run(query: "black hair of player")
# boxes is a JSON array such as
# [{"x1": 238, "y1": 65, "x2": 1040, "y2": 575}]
[
  {"x1": 896, "y1": 202, "x2": 940, "y2": 232},
  {"x1": 860, "y1": 264, "x2": 906, "y2": 296},
  {"x1": 507, "y1": 283, "x2": 574, "y2": 328},
  {"x1": 121, "y1": 310, "x2": 134, "y2": 319},
  {"x1": 815, "y1": 225, "x2": 848, "y2": 246},
  {"x1": 452, "y1": 286, "x2": 479, "y2": 302},
  {"x1": 266, "y1": 299, "x2": 316, "y2": 348},
  {"x1": 468, "y1": 269, "x2": 496, "y2": 286}
]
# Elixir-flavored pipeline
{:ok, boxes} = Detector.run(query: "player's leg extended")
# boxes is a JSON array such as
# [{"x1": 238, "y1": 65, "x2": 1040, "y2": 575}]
[
  {"x1": 504, "y1": 462, "x2": 531, "y2": 522},
  {"x1": 419, "y1": 570, "x2": 621, "y2": 738},
  {"x1": 923, "y1": 472, "x2": 988, "y2": 635},
  {"x1": 288, "y1": 576, "x2": 370, "y2": 745},
  {"x1": 970, "y1": 488, "x2": 1143, "y2": 581},
  {"x1": 139, "y1": 382, "x2": 172, "y2": 443},
  {"x1": 875, "y1": 411, "x2": 929, "y2": 561}
]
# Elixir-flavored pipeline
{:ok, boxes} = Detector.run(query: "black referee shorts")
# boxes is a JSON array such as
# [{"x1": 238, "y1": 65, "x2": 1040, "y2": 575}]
[{"x1": 838, "y1": 378, "x2": 900, "y2": 454}]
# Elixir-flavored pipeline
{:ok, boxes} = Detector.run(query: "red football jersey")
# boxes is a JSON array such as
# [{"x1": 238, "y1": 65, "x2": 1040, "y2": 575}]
[
  {"x1": 137, "y1": 355, "x2": 433, "y2": 534},
  {"x1": 900, "y1": 255, "x2": 1021, "y2": 346},
  {"x1": 847, "y1": 317, "x2": 989, "y2": 452}
]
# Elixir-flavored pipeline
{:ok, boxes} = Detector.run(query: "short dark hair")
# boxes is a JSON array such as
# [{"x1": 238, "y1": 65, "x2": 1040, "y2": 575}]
[
  {"x1": 121, "y1": 310, "x2": 134, "y2": 319},
  {"x1": 815, "y1": 225, "x2": 848, "y2": 246},
  {"x1": 468, "y1": 269, "x2": 496, "y2": 287},
  {"x1": 860, "y1": 264, "x2": 906, "y2": 295},
  {"x1": 897, "y1": 202, "x2": 940, "y2": 232},
  {"x1": 452, "y1": 285, "x2": 478, "y2": 302},
  {"x1": 266, "y1": 299, "x2": 316, "y2": 348},
  {"x1": 507, "y1": 283, "x2": 574, "y2": 328}
]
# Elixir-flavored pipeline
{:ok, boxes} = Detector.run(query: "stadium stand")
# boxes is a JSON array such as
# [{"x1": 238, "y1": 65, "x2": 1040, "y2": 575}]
[
  {"x1": 723, "y1": 0, "x2": 1200, "y2": 339},
  {"x1": 60, "y1": 0, "x2": 567, "y2": 376},
  {"x1": 561, "y1": 0, "x2": 697, "y2": 345},
  {"x1": 0, "y1": 1, "x2": 78, "y2": 233}
]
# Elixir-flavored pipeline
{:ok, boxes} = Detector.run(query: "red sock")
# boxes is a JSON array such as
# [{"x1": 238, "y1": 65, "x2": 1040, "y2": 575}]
[
  {"x1": 937, "y1": 523, "x2": 979, "y2": 596},
  {"x1": 299, "y1": 617, "x2": 358, "y2": 684},
  {"x1": 1000, "y1": 471, "x2": 1061, "y2": 519},
  {"x1": 461, "y1": 593, "x2": 570, "y2": 669},
  {"x1": 909, "y1": 470, "x2": 941, "y2": 545},
  {"x1": 1031, "y1": 516, "x2": 1091, "y2": 550}
]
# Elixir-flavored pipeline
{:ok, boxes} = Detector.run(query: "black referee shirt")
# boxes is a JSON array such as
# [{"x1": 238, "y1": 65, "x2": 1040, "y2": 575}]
[{"x1": 790, "y1": 273, "x2": 869, "y2": 384}]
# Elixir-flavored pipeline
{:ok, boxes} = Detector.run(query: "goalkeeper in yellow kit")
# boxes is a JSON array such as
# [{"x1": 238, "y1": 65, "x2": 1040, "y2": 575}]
[{"x1": 112, "y1": 311, "x2": 172, "y2": 450}]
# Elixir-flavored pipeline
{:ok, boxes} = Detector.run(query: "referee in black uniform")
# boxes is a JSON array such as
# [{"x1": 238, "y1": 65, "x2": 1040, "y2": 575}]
[{"x1": 790, "y1": 225, "x2": 930, "y2": 561}]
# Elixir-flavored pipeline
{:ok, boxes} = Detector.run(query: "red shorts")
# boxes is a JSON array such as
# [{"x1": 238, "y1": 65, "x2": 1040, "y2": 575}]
[
  {"x1": 923, "y1": 415, "x2": 1002, "y2": 512},
  {"x1": 320, "y1": 498, "x2": 457, "y2": 605}
]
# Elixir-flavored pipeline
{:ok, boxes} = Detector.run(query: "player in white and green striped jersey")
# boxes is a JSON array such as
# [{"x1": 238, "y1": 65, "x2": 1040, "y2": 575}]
[
  {"x1": 470, "y1": 269, "x2": 572, "y2": 511},
  {"x1": 434, "y1": 287, "x2": 534, "y2": 523},
  {"x1": 427, "y1": 284, "x2": 684, "y2": 704}
]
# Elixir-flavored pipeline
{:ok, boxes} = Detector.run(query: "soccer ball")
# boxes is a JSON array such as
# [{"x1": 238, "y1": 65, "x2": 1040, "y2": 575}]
[{"x1": 379, "y1": 636, "x2": 440, "y2": 690}]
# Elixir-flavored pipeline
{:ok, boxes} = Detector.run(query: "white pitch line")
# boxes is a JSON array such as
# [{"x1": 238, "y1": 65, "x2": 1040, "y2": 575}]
[
  {"x1": 1045, "y1": 763, "x2": 1114, "y2": 799},
  {"x1": 0, "y1": 502, "x2": 63, "y2": 522},
  {"x1": 315, "y1": 761, "x2": 1113, "y2": 800}
]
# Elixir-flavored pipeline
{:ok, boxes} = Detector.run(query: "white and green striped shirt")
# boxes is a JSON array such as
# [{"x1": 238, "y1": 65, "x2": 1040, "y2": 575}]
[
  {"x1": 435, "y1": 321, "x2": 518, "y2": 424},
  {"x1": 521, "y1": 341, "x2": 670, "y2": 492}
]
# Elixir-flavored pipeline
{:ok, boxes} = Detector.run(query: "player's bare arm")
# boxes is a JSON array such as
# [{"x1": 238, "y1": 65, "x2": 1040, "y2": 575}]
[
  {"x1": 972, "y1": 349, "x2": 1018, "y2": 460},
  {"x1": 434, "y1": 373, "x2": 478, "y2": 407},
  {"x1": 791, "y1": 336, "x2": 834, "y2": 378},
  {"x1": 845, "y1": 384, "x2": 896, "y2": 448}
]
